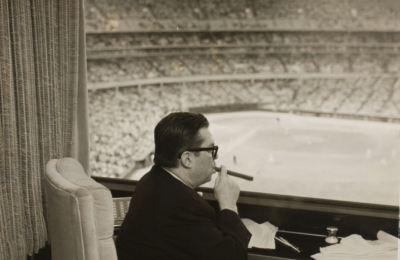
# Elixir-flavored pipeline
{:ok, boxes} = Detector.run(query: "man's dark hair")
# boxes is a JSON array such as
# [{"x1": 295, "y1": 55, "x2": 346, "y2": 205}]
[{"x1": 153, "y1": 112, "x2": 209, "y2": 167}]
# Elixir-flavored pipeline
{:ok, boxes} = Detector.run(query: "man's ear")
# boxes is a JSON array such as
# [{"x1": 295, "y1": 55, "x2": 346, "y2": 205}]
[{"x1": 180, "y1": 151, "x2": 192, "y2": 168}]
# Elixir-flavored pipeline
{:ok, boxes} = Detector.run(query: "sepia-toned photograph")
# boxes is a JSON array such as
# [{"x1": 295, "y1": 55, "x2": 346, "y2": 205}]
[{"x1": 1, "y1": 0, "x2": 399, "y2": 259}]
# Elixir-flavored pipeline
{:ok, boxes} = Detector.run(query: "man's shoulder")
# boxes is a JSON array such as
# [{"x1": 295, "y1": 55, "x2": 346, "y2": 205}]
[
  {"x1": 135, "y1": 165, "x2": 197, "y2": 200},
  {"x1": 129, "y1": 165, "x2": 215, "y2": 220},
  {"x1": 135, "y1": 165, "x2": 168, "y2": 187},
  {"x1": 136, "y1": 165, "x2": 179, "y2": 188}
]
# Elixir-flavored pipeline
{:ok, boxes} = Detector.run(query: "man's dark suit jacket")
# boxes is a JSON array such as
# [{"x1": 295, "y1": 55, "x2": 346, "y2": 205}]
[{"x1": 115, "y1": 165, "x2": 251, "y2": 260}]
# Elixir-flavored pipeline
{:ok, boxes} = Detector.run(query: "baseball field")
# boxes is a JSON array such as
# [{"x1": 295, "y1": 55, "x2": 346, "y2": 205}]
[{"x1": 131, "y1": 111, "x2": 400, "y2": 206}]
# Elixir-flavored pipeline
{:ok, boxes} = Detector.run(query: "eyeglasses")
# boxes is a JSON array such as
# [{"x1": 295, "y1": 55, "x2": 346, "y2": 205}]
[{"x1": 178, "y1": 145, "x2": 219, "y2": 159}]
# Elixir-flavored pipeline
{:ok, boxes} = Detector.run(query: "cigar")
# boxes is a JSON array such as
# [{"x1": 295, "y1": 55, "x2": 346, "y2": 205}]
[{"x1": 214, "y1": 167, "x2": 254, "y2": 181}]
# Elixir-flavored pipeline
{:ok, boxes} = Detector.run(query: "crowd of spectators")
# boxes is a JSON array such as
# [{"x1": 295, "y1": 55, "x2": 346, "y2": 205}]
[
  {"x1": 87, "y1": 54, "x2": 400, "y2": 84},
  {"x1": 86, "y1": 32, "x2": 397, "y2": 49},
  {"x1": 89, "y1": 85, "x2": 182, "y2": 177},
  {"x1": 89, "y1": 78, "x2": 400, "y2": 177},
  {"x1": 85, "y1": 0, "x2": 400, "y2": 31},
  {"x1": 85, "y1": 0, "x2": 400, "y2": 177}
]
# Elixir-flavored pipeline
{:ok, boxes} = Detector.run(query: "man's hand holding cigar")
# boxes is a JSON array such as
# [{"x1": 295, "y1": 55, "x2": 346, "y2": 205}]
[{"x1": 214, "y1": 165, "x2": 240, "y2": 214}]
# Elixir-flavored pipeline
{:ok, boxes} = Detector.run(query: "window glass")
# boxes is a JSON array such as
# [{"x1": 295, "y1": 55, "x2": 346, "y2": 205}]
[{"x1": 86, "y1": 0, "x2": 400, "y2": 206}]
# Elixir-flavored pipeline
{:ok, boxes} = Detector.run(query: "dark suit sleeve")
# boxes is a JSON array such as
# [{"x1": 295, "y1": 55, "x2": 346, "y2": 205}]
[
  {"x1": 159, "y1": 197, "x2": 251, "y2": 260},
  {"x1": 218, "y1": 209, "x2": 252, "y2": 254}
]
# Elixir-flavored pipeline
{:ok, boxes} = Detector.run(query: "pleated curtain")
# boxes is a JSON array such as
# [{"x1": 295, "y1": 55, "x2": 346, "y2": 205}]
[{"x1": 0, "y1": 0, "x2": 89, "y2": 259}]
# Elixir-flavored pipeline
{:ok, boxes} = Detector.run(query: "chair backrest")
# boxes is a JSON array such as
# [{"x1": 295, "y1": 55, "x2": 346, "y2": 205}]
[{"x1": 44, "y1": 158, "x2": 117, "y2": 260}]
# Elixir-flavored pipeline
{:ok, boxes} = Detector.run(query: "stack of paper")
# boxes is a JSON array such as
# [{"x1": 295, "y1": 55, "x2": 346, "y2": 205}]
[
  {"x1": 241, "y1": 218, "x2": 278, "y2": 249},
  {"x1": 312, "y1": 231, "x2": 398, "y2": 260}
]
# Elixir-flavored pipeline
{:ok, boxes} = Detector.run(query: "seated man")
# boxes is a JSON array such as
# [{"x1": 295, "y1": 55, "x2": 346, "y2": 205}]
[{"x1": 116, "y1": 112, "x2": 251, "y2": 260}]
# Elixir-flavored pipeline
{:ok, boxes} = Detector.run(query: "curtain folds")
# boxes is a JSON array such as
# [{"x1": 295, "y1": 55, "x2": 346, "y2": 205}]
[{"x1": 0, "y1": 0, "x2": 87, "y2": 259}]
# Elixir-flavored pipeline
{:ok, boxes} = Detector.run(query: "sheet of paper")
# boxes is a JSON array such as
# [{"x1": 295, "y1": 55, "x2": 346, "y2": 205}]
[
  {"x1": 312, "y1": 231, "x2": 399, "y2": 260},
  {"x1": 377, "y1": 231, "x2": 398, "y2": 245},
  {"x1": 241, "y1": 218, "x2": 278, "y2": 249},
  {"x1": 311, "y1": 251, "x2": 397, "y2": 260}
]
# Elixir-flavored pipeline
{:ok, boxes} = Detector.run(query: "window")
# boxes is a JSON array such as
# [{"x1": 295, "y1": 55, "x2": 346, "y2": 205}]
[{"x1": 86, "y1": 0, "x2": 400, "y2": 207}]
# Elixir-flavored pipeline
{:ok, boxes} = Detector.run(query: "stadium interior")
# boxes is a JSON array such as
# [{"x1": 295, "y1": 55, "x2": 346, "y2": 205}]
[
  {"x1": 31, "y1": 0, "x2": 400, "y2": 259},
  {"x1": 81, "y1": 1, "x2": 400, "y2": 259},
  {"x1": 86, "y1": 0, "x2": 400, "y2": 183}
]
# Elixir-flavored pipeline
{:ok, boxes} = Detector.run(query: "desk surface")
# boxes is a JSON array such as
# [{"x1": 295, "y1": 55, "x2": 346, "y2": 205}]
[{"x1": 248, "y1": 232, "x2": 329, "y2": 260}]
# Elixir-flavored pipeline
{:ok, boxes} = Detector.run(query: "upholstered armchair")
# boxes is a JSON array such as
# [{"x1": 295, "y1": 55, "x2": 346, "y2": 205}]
[{"x1": 44, "y1": 158, "x2": 118, "y2": 260}]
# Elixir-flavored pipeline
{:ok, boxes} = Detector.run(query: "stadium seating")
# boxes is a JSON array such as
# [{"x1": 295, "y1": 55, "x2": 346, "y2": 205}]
[
  {"x1": 85, "y1": 0, "x2": 400, "y2": 178},
  {"x1": 88, "y1": 77, "x2": 400, "y2": 176},
  {"x1": 85, "y1": 0, "x2": 400, "y2": 32}
]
